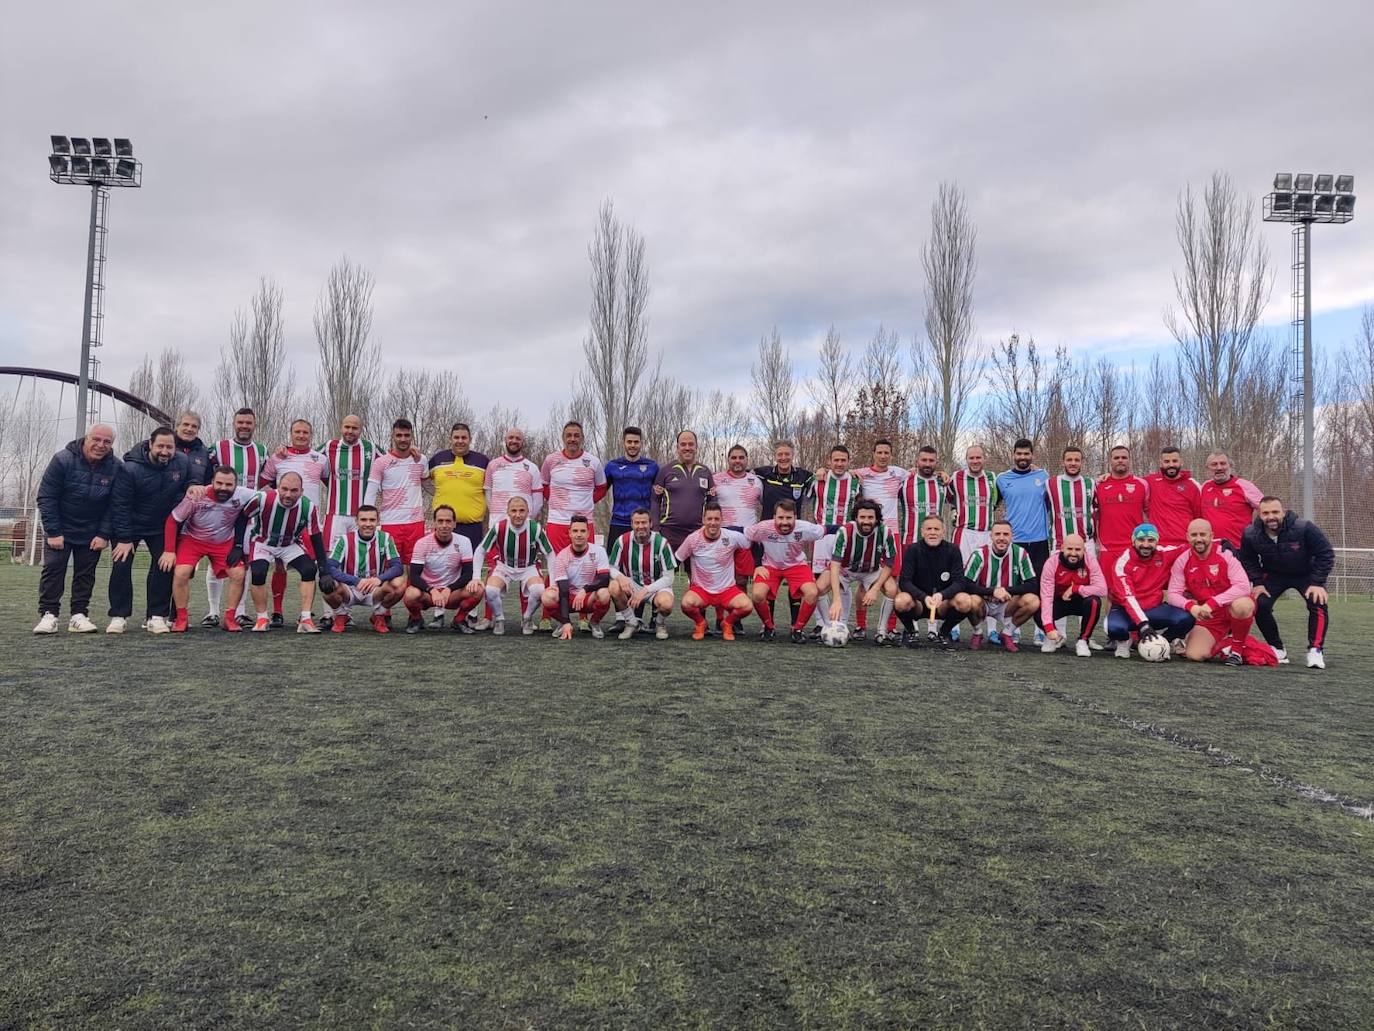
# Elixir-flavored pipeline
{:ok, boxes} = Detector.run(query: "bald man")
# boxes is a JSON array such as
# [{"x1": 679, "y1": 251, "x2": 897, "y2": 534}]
[
  {"x1": 1168, "y1": 518, "x2": 1256, "y2": 665},
  {"x1": 1038, "y1": 534, "x2": 1108, "y2": 656}
]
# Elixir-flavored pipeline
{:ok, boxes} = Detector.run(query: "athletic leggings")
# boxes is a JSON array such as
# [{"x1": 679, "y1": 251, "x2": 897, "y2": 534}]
[{"x1": 1042, "y1": 594, "x2": 1102, "y2": 639}]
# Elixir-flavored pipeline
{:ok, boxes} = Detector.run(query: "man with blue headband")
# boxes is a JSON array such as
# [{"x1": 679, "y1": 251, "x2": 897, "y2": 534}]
[{"x1": 1104, "y1": 522, "x2": 1194, "y2": 659}]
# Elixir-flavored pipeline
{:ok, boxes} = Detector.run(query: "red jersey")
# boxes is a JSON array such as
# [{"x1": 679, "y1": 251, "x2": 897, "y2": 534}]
[
  {"x1": 1109, "y1": 543, "x2": 1183, "y2": 624},
  {"x1": 1200, "y1": 476, "x2": 1262, "y2": 545},
  {"x1": 1093, "y1": 474, "x2": 1150, "y2": 551},
  {"x1": 1144, "y1": 470, "x2": 1202, "y2": 547},
  {"x1": 1167, "y1": 542, "x2": 1250, "y2": 610}
]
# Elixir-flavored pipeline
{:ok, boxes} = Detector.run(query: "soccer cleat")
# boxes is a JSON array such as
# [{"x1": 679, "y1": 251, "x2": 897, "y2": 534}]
[
  {"x1": 790, "y1": 628, "x2": 805, "y2": 644},
  {"x1": 331, "y1": 616, "x2": 347, "y2": 634},
  {"x1": 405, "y1": 618, "x2": 424, "y2": 634},
  {"x1": 1171, "y1": 637, "x2": 1187, "y2": 656},
  {"x1": 1273, "y1": 648, "x2": 1289, "y2": 665},
  {"x1": 492, "y1": 619, "x2": 505, "y2": 637},
  {"x1": 236, "y1": 614, "x2": 254, "y2": 630},
  {"x1": 901, "y1": 630, "x2": 920, "y2": 649},
  {"x1": 948, "y1": 625, "x2": 960, "y2": 642},
  {"x1": 721, "y1": 622, "x2": 735, "y2": 642},
  {"x1": 1002, "y1": 635, "x2": 1020, "y2": 653},
  {"x1": 319, "y1": 615, "x2": 334, "y2": 631},
  {"x1": 759, "y1": 627, "x2": 776, "y2": 643},
  {"x1": 872, "y1": 632, "x2": 887, "y2": 646},
  {"x1": 171, "y1": 612, "x2": 189, "y2": 634},
  {"x1": 808, "y1": 624, "x2": 823, "y2": 641},
  {"x1": 370, "y1": 614, "x2": 390, "y2": 635},
  {"x1": 468, "y1": 616, "x2": 492, "y2": 632},
  {"x1": 296, "y1": 617, "x2": 321, "y2": 634},
  {"x1": 1222, "y1": 648, "x2": 1244, "y2": 668},
  {"x1": 1033, "y1": 628, "x2": 1046, "y2": 646},
  {"x1": 200, "y1": 613, "x2": 219, "y2": 628},
  {"x1": 270, "y1": 613, "x2": 285, "y2": 629},
  {"x1": 590, "y1": 623, "x2": 605, "y2": 640},
  {"x1": 427, "y1": 612, "x2": 446, "y2": 629},
  {"x1": 98, "y1": 616, "x2": 121, "y2": 634},
  {"x1": 987, "y1": 627, "x2": 1001, "y2": 647},
  {"x1": 618, "y1": 618, "x2": 638, "y2": 641},
  {"x1": 655, "y1": 621, "x2": 669, "y2": 641},
  {"x1": 252, "y1": 616, "x2": 270, "y2": 632},
  {"x1": 33, "y1": 613, "x2": 59, "y2": 634},
  {"x1": 222, "y1": 617, "x2": 242, "y2": 633},
  {"x1": 1114, "y1": 640, "x2": 1132, "y2": 659},
  {"x1": 691, "y1": 621, "x2": 707, "y2": 641},
  {"x1": 926, "y1": 628, "x2": 939, "y2": 642},
  {"x1": 452, "y1": 618, "x2": 475, "y2": 634},
  {"x1": 934, "y1": 633, "x2": 954, "y2": 651},
  {"x1": 968, "y1": 633, "x2": 984, "y2": 651},
  {"x1": 1306, "y1": 647, "x2": 1325, "y2": 669},
  {"x1": 1040, "y1": 635, "x2": 1063, "y2": 653},
  {"x1": 521, "y1": 617, "x2": 536, "y2": 636},
  {"x1": 1075, "y1": 639, "x2": 1092, "y2": 657},
  {"x1": 852, "y1": 627, "x2": 867, "y2": 641}
]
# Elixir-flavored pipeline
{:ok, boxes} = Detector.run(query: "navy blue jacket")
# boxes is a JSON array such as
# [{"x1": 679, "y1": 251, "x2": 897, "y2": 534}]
[
  {"x1": 176, "y1": 435, "x2": 215, "y2": 486},
  {"x1": 111, "y1": 442, "x2": 193, "y2": 542},
  {"x1": 1239, "y1": 511, "x2": 1335, "y2": 587},
  {"x1": 36, "y1": 439, "x2": 122, "y2": 545}
]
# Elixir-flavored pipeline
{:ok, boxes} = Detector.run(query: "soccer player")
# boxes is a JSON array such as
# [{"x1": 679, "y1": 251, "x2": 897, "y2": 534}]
[
  {"x1": 1167, "y1": 518, "x2": 1256, "y2": 665},
  {"x1": 996, "y1": 438, "x2": 1050, "y2": 573},
  {"x1": 1093, "y1": 444, "x2": 1150, "y2": 577},
  {"x1": 1145, "y1": 446, "x2": 1202, "y2": 549},
  {"x1": 207, "y1": 407, "x2": 268, "y2": 627},
  {"x1": 822, "y1": 499, "x2": 898, "y2": 641},
  {"x1": 428, "y1": 421, "x2": 490, "y2": 549},
  {"x1": 746, "y1": 499, "x2": 829, "y2": 643},
  {"x1": 262, "y1": 419, "x2": 330, "y2": 627},
  {"x1": 322, "y1": 504, "x2": 404, "y2": 634},
  {"x1": 1105, "y1": 523, "x2": 1193, "y2": 658},
  {"x1": 713, "y1": 444, "x2": 763, "y2": 602},
  {"x1": 238, "y1": 471, "x2": 328, "y2": 633},
  {"x1": 164, "y1": 464, "x2": 254, "y2": 633},
  {"x1": 895, "y1": 444, "x2": 945, "y2": 637},
  {"x1": 1240, "y1": 495, "x2": 1335, "y2": 668},
  {"x1": 403, "y1": 505, "x2": 481, "y2": 634},
  {"x1": 485, "y1": 427, "x2": 544, "y2": 520},
  {"x1": 172, "y1": 410, "x2": 215, "y2": 487},
  {"x1": 1038, "y1": 534, "x2": 1108, "y2": 657},
  {"x1": 653, "y1": 430, "x2": 713, "y2": 552},
  {"x1": 1200, "y1": 451, "x2": 1263, "y2": 551},
  {"x1": 1046, "y1": 446, "x2": 1095, "y2": 550},
  {"x1": 607, "y1": 507, "x2": 677, "y2": 640},
  {"x1": 604, "y1": 426, "x2": 659, "y2": 541},
  {"x1": 320, "y1": 414, "x2": 378, "y2": 545},
  {"x1": 542, "y1": 514, "x2": 613, "y2": 640},
  {"x1": 107, "y1": 427, "x2": 193, "y2": 635},
  {"x1": 894, "y1": 515, "x2": 975, "y2": 648},
  {"x1": 753, "y1": 440, "x2": 813, "y2": 628},
  {"x1": 677, "y1": 501, "x2": 754, "y2": 640},
  {"x1": 945, "y1": 444, "x2": 999, "y2": 562},
  {"x1": 366, "y1": 418, "x2": 428, "y2": 565},
  {"x1": 961, "y1": 519, "x2": 1039, "y2": 652},
  {"x1": 479, "y1": 495, "x2": 555, "y2": 636},
  {"x1": 808, "y1": 445, "x2": 863, "y2": 635},
  {"x1": 541, "y1": 421, "x2": 606, "y2": 555},
  {"x1": 34, "y1": 424, "x2": 118, "y2": 635}
]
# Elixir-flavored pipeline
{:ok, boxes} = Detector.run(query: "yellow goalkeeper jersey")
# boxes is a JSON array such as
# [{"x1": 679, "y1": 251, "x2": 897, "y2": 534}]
[{"x1": 428, "y1": 450, "x2": 489, "y2": 523}]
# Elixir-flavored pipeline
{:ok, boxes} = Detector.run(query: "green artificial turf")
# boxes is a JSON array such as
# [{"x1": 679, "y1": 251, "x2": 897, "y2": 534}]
[{"x1": 2, "y1": 562, "x2": 1372, "y2": 1028}]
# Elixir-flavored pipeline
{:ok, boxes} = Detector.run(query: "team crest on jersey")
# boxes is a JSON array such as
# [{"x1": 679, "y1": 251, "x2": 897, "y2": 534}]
[
  {"x1": 1208, "y1": 564, "x2": 1219, "y2": 575},
  {"x1": 1126, "y1": 484, "x2": 1136, "y2": 493},
  {"x1": 638, "y1": 465, "x2": 646, "y2": 472},
  {"x1": 1222, "y1": 488, "x2": 1232, "y2": 496},
  {"x1": 698, "y1": 477, "x2": 708, "y2": 488},
  {"x1": 581, "y1": 458, "x2": 590, "y2": 467},
  {"x1": 792, "y1": 487, "x2": 802, "y2": 499},
  {"x1": 1176, "y1": 484, "x2": 1186, "y2": 492}
]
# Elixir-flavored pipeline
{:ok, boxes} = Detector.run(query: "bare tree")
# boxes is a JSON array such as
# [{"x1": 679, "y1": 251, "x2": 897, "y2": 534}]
[
  {"x1": 861, "y1": 324, "x2": 905, "y2": 391},
  {"x1": 471, "y1": 403, "x2": 524, "y2": 457},
  {"x1": 982, "y1": 333, "x2": 1053, "y2": 455},
  {"x1": 118, "y1": 355, "x2": 157, "y2": 447},
  {"x1": 637, "y1": 371, "x2": 697, "y2": 463},
  {"x1": 807, "y1": 325, "x2": 855, "y2": 443},
  {"x1": 1165, "y1": 172, "x2": 1273, "y2": 449},
  {"x1": 1089, "y1": 357, "x2": 1133, "y2": 472},
  {"x1": 696, "y1": 389, "x2": 751, "y2": 469},
  {"x1": 117, "y1": 347, "x2": 199, "y2": 445},
  {"x1": 914, "y1": 181, "x2": 981, "y2": 467},
  {"x1": 9, "y1": 386, "x2": 58, "y2": 508},
  {"x1": 750, "y1": 327, "x2": 795, "y2": 445},
  {"x1": 213, "y1": 278, "x2": 296, "y2": 444},
  {"x1": 314, "y1": 256, "x2": 382, "y2": 434},
  {"x1": 379, "y1": 369, "x2": 473, "y2": 454},
  {"x1": 577, "y1": 199, "x2": 654, "y2": 461}
]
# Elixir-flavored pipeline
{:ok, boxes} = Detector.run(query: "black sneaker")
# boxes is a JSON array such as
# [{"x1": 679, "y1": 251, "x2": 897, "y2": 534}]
[
  {"x1": 1223, "y1": 648, "x2": 1244, "y2": 668},
  {"x1": 200, "y1": 613, "x2": 219, "y2": 628},
  {"x1": 760, "y1": 627, "x2": 776, "y2": 642},
  {"x1": 405, "y1": 618, "x2": 424, "y2": 634},
  {"x1": 808, "y1": 625, "x2": 823, "y2": 641},
  {"x1": 872, "y1": 632, "x2": 887, "y2": 646},
  {"x1": 319, "y1": 615, "x2": 334, "y2": 631},
  {"x1": 452, "y1": 618, "x2": 475, "y2": 634},
  {"x1": 934, "y1": 633, "x2": 954, "y2": 651},
  {"x1": 270, "y1": 612, "x2": 285, "y2": 629},
  {"x1": 902, "y1": 631, "x2": 921, "y2": 649},
  {"x1": 236, "y1": 614, "x2": 254, "y2": 630},
  {"x1": 790, "y1": 628, "x2": 806, "y2": 644},
  {"x1": 852, "y1": 627, "x2": 867, "y2": 641}
]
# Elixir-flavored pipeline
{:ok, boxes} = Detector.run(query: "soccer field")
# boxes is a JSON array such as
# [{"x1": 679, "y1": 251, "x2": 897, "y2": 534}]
[{"x1": 2, "y1": 562, "x2": 1373, "y2": 1028}]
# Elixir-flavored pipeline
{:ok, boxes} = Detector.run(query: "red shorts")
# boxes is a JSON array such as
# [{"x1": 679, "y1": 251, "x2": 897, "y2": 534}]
[
  {"x1": 754, "y1": 564, "x2": 813, "y2": 600},
  {"x1": 733, "y1": 547, "x2": 756, "y2": 578},
  {"x1": 542, "y1": 589, "x2": 606, "y2": 618},
  {"x1": 384, "y1": 521, "x2": 426, "y2": 565},
  {"x1": 1097, "y1": 545, "x2": 1127, "y2": 580},
  {"x1": 1193, "y1": 611, "x2": 1233, "y2": 639},
  {"x1": 546, "y1": 522, "x2": 572, "y2": 555},
  {"x1": 686, "y1": 585, "x2": 748, "y2": 609},
  {"x1": 176, "y1": 537, "x2": 237, "y2": 577}
]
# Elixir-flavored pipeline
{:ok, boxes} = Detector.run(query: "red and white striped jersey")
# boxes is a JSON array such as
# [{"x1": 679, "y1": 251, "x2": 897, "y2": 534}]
[
  {"x1": 243, "y1": 490, "x2": 322, "y2": 548},
  {"x1": 366, "y1": 451, "x2": 426, "y2": 524},
  {"x1": 811, "y1": 470, "x2": 862, "y2": 525},
  {"x1": 946, "y1": 469, "x2": 998, "y2": 532},
  {"x1": 675, "y1": 528, "x2": 749, "y2": 594},
  {"x1": 479, "y1": 518, "x2": 554, "y2": 570},
  {"x1": 745, "y1": 519, "x2": 826, "y2": 568},
  {"x1": 1045, "y1": 473, "x2": 1096, "y2": 548},
  {"x1": 485, "y1": 455, "x2": 544, "y2": 518},
  {"x1": 263, "y1": 448, "x2": 330, "y2": 511},
  {"x1": 212, "y1": 440, "x2": 267, "y2": 490},
  {"x1": 830, "y1": 521, "x2": 897, "y2": 574},
  {"x1": 552, "y1": 542, "x2": 611, "y2": 589},
  {"x1": 855, "y1": 465, "x2": 905, "y2": 527},
  {"x1": 897, "y1": 473, "x2": 944, "y2": 544},
  {"x1": 712, "y1": 470, "x2": 762, "y2": 528},
  {"x1": 541, "y1": 450, "x2": 606, "y2": 525},
  {"x1": 329, "y1": 529, "x2": 400, "y2": 579},
  {"x1": 169, "y1": 486, "x2": 256, "y2": 543},
  {"x1": 411, "y1": 532, "x2": 473, "y2": 589},
  {"x1": 323, "y1": 438, "x2": 378, "y2": 517}
]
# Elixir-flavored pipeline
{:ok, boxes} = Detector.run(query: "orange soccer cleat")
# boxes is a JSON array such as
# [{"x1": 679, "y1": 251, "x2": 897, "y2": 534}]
[
  {"x1": 721, "y1": 621, "x2": 736, "y2": 642},
  {"x1": 691, "y1": 619, "x2": 707, "y2": 641},
  {"x1": 370, "y1": 614, "x2": 390, "y2": 634}
]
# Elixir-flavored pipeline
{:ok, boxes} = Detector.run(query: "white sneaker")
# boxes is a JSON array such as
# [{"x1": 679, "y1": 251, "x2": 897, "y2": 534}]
[
  {"x1": 33, "y1": 613, "x2": 59, "y2": 634},
  {"x1": 1075, "y1": 639, "x2": 1092, "y2": 657},
  {"x1": 1034, "y1": 628, "x2": 1046, "y2": 645},
  {"x1": 1273, "y1": 648, "x2": 1289, "y2": 665},
  {"x1": 1040, "y1": 635, "x2": 1063, "y2": 653},
  {"x1": 618, "y1": 617, "x2": 640, "y2": 641},
  {"x1": 68, "y1": 613, "x2": 98, "y2": 633},
  {"x1": 655, "y1": 621, "x2": 669, "y2": 640},
  {"x1": 146, "y1": 615, "x2": 170, "y2": 635},
  {"x1": 468, "y1": 616, "x2": 492, "y2": 632},
  {"x1": 1171, "y1": 638, "x2": 1187, "y2": 656},
  {"x1": 521, "y1": 617, "x2": 535, "y2": 636},
  {"x1": 492, "y1": 619, "x2": 505, "y2": 636},
  {"x1": 1088, "y1": 639, "x2": 1104, "y2": 651},
  {"x1": 1114, "y1": 640, "x2": 1132, "y2": 659},
  {"x1": 1306, "y1": 648, "x2": 1325, "y2": 669},
  {"x1": 590, "y1": 623, "x2": 605, "y2": 640}
]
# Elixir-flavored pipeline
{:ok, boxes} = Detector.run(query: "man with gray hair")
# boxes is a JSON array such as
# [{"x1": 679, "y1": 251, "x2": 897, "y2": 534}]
[
  {"x1": 1200, "y1": 451, "x2": 1262, "y2": 551},
  {"x1": 172, "y1": 410, "x2": 215, "y2": 486}
]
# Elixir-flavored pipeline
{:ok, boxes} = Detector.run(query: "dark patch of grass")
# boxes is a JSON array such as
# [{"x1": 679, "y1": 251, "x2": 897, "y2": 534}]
[{"x1": 2, "y1": 563, "x2": 1373, "y2": 1027}]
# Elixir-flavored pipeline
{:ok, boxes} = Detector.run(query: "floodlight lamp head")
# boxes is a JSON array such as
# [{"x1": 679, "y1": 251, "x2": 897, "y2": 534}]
[
  {"x1": 92, "y1": 138, "x2": 113, "y2": 157},
  {"x1": 1315, "y1": 193, "x2": 1335, "y2": 214},
  {"x1": 1335, "y1": 174, "x2": 1354, "y2": 193},
  {"x1": 70, "y1": 137, "x2": 91, "y2": 155},
  {"x1": 70, "y1": 155, "x2": 91, "y2": 176},
  {"x1": 114, "y1": 138, "x2": 133, "y2": 157},
  {"x1": 1293, "y1": 191, "x2": 1315, "y2": 215},
  {"x1": 91, "y1": 158, "x2": 111, "y2": 178},
  {"x1": 1335, "y1": 195, "x2": 1356, "y2": 216},
  {"x1": 1295, "y1": 173, "x2": 1314, "y2": 191},
  {"x1": 50, "y1": 135, "x2": 71, "y2": 155},
  {"x1": 115, "y1": 158, "x2": 136, "y2": 178},
  {"x1": 1272, "y1": 192, "x2": 1293, "y2": 213},
  {"x1": 48, "y1": 154, "x2": 68, "y2": 175},
  {"x1": 1274, "y1": 173, "x2": 1293, "y2": 190},
  {"x1": 1315, "y1": 174, "x2": 1334, "y2": 192}
]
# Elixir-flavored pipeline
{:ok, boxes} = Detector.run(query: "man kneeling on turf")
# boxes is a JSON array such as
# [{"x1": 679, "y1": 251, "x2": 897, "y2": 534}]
[
  {"x1": 960, "y1": 519, "x2": 1039, "y2": 652},
  {"x1": 163, "y1": 464, "x2": 255, "y2": 633},
  {"x1": 1106, "y1": 523, "x2": 1193, "y2": 659},
  {"x1": 479, "y1": 495, "x2": 555, "y2": 636},
  {"x1": 608, "y1": 507, "x2": 676, "y2": 640},
  {"x1": 542, "y1": 514, "x2": 613, "y2": 640},
  {"x1": 1167, "y1": 518, "x2": 1256, "y2": 665},
  {"x1": 1038, "y1": 533, "x2": 1107, "y2": 657},
  {"x1": 403, "y1": 505, "x2": 481, "y2": 633},
  {"x1": 322, "y1": 504, "x2": 404, "y2": 634}
]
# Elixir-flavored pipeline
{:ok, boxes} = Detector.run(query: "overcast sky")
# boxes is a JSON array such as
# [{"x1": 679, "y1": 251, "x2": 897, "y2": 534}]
[{"x1": 2, "y1": 1, "x2": 1372, "y2": 436}]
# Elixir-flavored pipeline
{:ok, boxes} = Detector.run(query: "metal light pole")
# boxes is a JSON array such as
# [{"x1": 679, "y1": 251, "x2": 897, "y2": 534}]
[{"x1": 48, "y1": 135, "x2": 142, "y2": 437}]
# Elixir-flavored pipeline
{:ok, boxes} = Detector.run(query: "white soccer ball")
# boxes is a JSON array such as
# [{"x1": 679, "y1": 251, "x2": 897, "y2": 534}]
[
  {"x1": 820, "y1": 620, "x2": 850, "y2": 648},
  {"x1": 1138, "y1": 635, "x2": 1172, "y2": 662}
]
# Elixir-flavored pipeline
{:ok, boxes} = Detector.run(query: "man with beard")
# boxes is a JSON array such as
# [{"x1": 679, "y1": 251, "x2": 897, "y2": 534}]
[
  {"x1": 822, "y1": 499, "x2": 898, "y2": 642},
  {"x1": 1167, "y1": 518, "x2": 1256, "y2": 665},
  {"x1": 745, "y1": 499, "x2": 829, "y2": 643},
  {"x1": 1093, "y1": 445, "x2": 1151, "y2": 577},
  {"x1": 1105, "y1": 523, "x2": 1193, "y2": 659},
  {"x1": 996, "y1": 438, "x2": 1050, "y2": 573},
  {"x1": 945, "y1": 444, "x2": 998, "y2": 562},
  {"x1": 1037, "y1": 534, "x2": 1108, "y2": 657},
  {"x1": 1046, "y1": 446, "x2": 1095, "y2": 550},
  {"x1": 608, "y1": 507, "x2": 677, "y2": 640},
  {"x1": 541, "y1": 421, "x2": 607, "y2": 555},
  {"x1": 713, "y1": 444, "x2": 763, "y2": 607},
  {"x1": 322, "y1": 504, "x2": 405, "y2": 634},
  {"x1": 961, "y1": 519, "x2": 1039, "y2": 652},
  {"x1": 485, "y1": 427, "x2": 544, "y2": 519},
  {"x1": 677, "y1": 501, "x2": 754, "y2": 641},
  {"x1": 207, "y1": 407, "x2": 268, "y2": 627},
  {"x1": 1200, "y1": 451, "x2": 1263, "y2": 551},
  {"x1": 1240, "y1": 495, "x2": 1334, "y2": 668},
  {"x1": 604, "y1": 426, "x2": 659, "y2": 543},
  {"x1": 1146, "y1": 446, "x2": 1202, "y2": 549},
  {"x1": 107, "y1": 427, "x2": 192, "y2": 635},
  {"x1": 164, "y1": 464, "x2": 255, "y2": 633},
  {"x1": 321, "y1": 414, "x2": 378, "y2": 546},
  {"x1": 894, "y1": 515, "x2": 975, "y2": 649}
]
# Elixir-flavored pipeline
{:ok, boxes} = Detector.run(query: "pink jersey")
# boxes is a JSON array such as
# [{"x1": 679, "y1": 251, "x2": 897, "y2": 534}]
[
  {"x1": 856, "y1": 465, "x2": 906, "y2": 527},
  {"x1": 540, "y1": 450, "x2": 606, "y2": 525},
  {"x1": 263, "y1": 448, "x2": 330, "y2": 510},
  {"x1": 676, "y1": 528, "x2": 750, "y2": 593},
  {"x1": 410, "y1": 532, "x2": 473, "y2": 589},
  {"x1": 366, "y1": 451, "x2": 427, "y2": 524},
  {"x1": 712, "y1": 470, "x2": 763, "y2": 528},
  {"x1": 1168, "y1": 541, "x2": 1250, "y2": 611},
  {"x1": 1200, "y1": 476, "x2": 1263, "y2": 545},
  {"x1": 169, "y1": 486, "x2": 256, "y2": 544},
  {"x1": 745, "y1": 519, "x2": 827, "y2": 568},
  {"x1": 551, "y1": 542, "x2": 611, "y2": 589},
  {"x1": 485, "y1": 454, "x2": 544, "y2": 519}
]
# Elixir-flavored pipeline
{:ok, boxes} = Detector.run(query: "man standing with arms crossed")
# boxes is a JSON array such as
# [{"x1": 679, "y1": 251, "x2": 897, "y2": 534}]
[
  {"x1": 1146, "y1": 446, "x2": 1202, "y2": 549},
  {"x1": 604, "y1": 426, "x2": 659, "y2": 542},
  {"x1": 207, "y1": 408, "x2": 267, "y2": 627},
  {"x1": 1200, "y1": 451, "x2": 1263, "y2": 551},
  {"x1": 1241, "y1": 495, "x2": 1334, "y2": 668},
  {"x1": 541, "y1": 421, "x2": 607, "y2": 555}
]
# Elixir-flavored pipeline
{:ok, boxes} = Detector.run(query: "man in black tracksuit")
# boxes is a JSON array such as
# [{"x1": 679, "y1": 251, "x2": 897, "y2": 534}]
[
  {"x1": 107, "y1": 427, "x2": 193, "y2": 632},
  {"x1": 1239, "y1": 495, "x2": 1335, "y2": 669},
  {"x1": 894, "y1": 514, "x2": 975, "y2": 648}
]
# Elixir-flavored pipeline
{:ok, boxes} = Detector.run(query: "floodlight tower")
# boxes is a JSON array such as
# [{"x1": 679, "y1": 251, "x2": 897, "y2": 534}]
[
  {"x1": 1263, "y1": 173, "x2": 1355, "y2": 520},
  {"x1": 48, "y1": 135, "x2": 142, "y2": 436}
]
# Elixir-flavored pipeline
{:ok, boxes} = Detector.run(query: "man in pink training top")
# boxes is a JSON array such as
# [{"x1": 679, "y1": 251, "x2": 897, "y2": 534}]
[
  {"x1": 676, "y1": 501, "x2": 753, "y2": 641},
  {"x1": 1038, "y1": 534, "x2": 1108, "y2": 657}
]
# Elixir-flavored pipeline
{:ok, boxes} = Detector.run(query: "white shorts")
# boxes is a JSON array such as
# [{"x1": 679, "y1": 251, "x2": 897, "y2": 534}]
[
  {"x1": 339, "y1": 584, "x2": 382, "y2": 607},
  {"x1": 838, "y1": 568, "x2": 885, "y2": 592},
  {"x1": 812, "y1": 533, "x2": 838, "y2": 573},
  {"x1": 617, "y1": 575, "x2": 671, "y2": 596},
  {"x1": 489, "y1": 562, "x2": 540, "y2": 586},
  {"x1": 954, "y1": 527, "x2": 991, "y2": 564},
  {"x1": 251, "y1": 541, "x2": 305, "y2": 565}
]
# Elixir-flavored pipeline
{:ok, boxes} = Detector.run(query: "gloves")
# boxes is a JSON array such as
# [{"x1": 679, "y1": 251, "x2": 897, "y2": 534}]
[
  {"x1": 318, "y1": 574, "x2": 337, "y2": 595},
  {"x1": 1136, "y1": 621, "x2": 1160, "y2": 641},
  {"x1": 226, "y1": 545, "x2": 244, "y2": 567}
]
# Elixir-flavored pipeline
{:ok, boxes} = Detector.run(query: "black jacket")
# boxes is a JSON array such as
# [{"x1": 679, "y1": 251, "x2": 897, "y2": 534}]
[
  {"x1": 1239, "y1": 511, "x2": 1335, "y2": 587},
  {"x1": 176, "y1": 435, "x2": 215, "y2": 486},
  {"x1": 898, "y1": 539, "x2": 968, "y2": 604},
  {"x1": 36, "y1": 439, "x2": 122, "y2": 545},
  {"x1": 111, "y1": 442, "x2": 193, "y2": 542}
]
